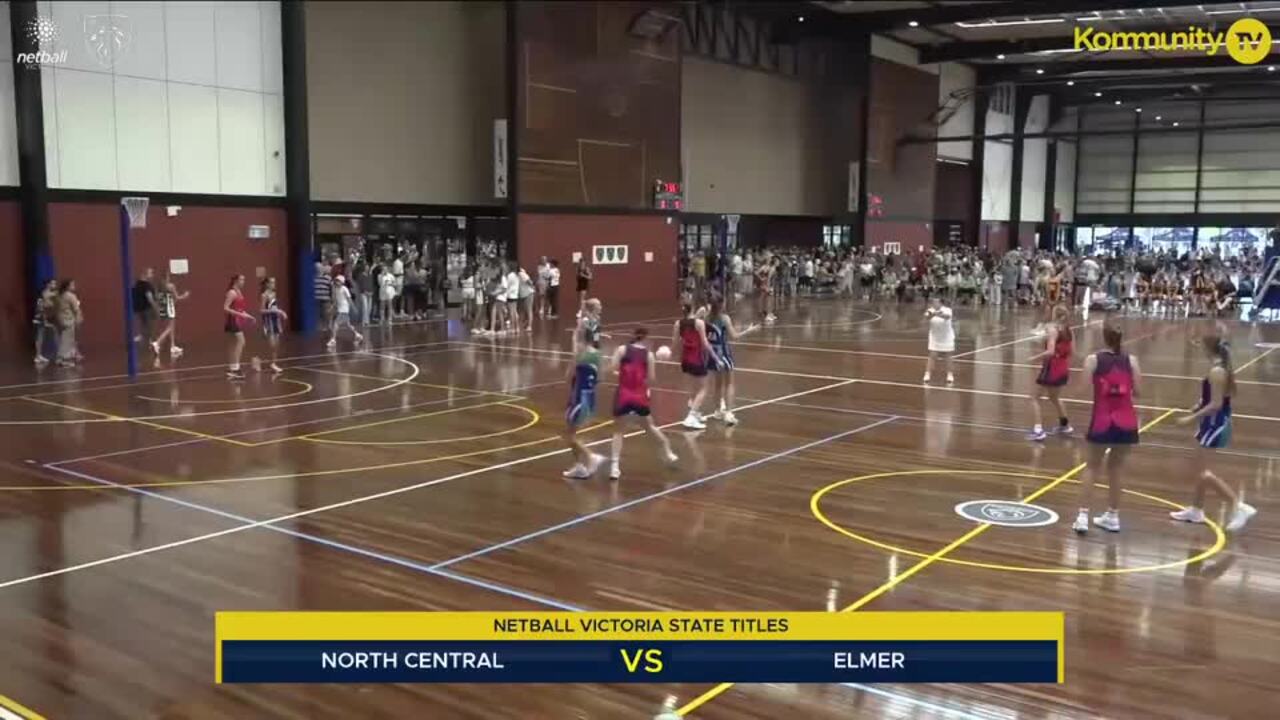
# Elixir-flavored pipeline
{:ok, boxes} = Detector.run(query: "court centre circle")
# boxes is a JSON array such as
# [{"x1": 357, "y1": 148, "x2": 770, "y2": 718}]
[
  {"x1": 811, "y1": 470, "x2": 1226, "y2": 575},
  {"x1": 134, "y1": 378, "x2": 314, "y2": 404},
  {"x1": 302, "y1": 402, "x2": 540, "y2": 446}
]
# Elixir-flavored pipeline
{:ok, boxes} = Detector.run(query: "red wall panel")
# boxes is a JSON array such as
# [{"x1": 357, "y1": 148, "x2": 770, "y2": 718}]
[
  {"x1": 48, "y1": 202, "x2": 288, "y2": 349},
  {"x1": 517, "y1": 213, "x2": 676, "y2": 306},
  {"x1": 0, "y1": 201, "x2": 24, "y2": 348},
  {"x1": 865, "y1": 220, "x2": 933, "y2": 252}
]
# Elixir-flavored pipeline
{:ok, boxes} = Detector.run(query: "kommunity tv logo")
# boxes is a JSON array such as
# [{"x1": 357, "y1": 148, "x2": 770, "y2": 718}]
[{"x1": 1074, "y1": 17, "x2": 1273, "y2": 65}]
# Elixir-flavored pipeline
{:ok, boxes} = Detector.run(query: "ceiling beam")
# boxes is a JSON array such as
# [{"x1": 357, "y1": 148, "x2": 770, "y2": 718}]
[{"x1": 837, "y1": 0, "x2": 1175, "y2": 33}]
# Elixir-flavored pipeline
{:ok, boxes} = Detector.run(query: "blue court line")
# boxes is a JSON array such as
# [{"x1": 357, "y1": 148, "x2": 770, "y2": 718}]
[
  {"x1": 429, "y1": 416, "x2": 898, "y2": 571},
  {"x1": 43, "y1": 464, "x2": 582, "y2": 612},
  {"x1": 37, "y1": 416, "x2": 993, "y2": 720}
]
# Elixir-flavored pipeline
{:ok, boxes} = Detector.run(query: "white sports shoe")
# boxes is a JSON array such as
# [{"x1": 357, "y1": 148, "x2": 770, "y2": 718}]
[
  {"x1": 1226, "y1": 502, "x2": 1257, "y2": 532},
  {"x1": 1170, "y1": 507, "x2": 1206, "y2": 524},
  {"x1": 609, "y1": 463, "x2": 621, "y2": 480},
  {"x1": 722, "y1": 412, "x2": 739, "y2": 426},
  {"x1": 946, "y1": 373, "x2": 955, "y2": 385},
  {"x1": 1093, "y1": 511, "x2": 1121, "y2": 533},
  {"x1": 663, "y1": 451, "x2": 679, "y2": 465},
  {"x1": 1072, "y1": 511, "x2": 1089, "y2": 534},
  {"x1": 922, "y1": 372, "x2": 931, "y2": 384},
  {"x1": 562, "y1": 463, "x2": 589, "y2": 479},
  {"x1": 681, "y1": 412, "x2": 706, "y2": 430}
]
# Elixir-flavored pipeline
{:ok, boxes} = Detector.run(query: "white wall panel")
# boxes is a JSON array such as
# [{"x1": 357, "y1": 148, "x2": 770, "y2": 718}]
[
  {"x1": 1054, "y1": 140, "x2": 1076, "y2": 223},
  {"x1": 259, "y1": 1, "x2": 283, "y2": 94},
  {"x1": 112, "y1": 1, "x2": 168, "y2": 80},
  {"x1": 168, "y1": 81, "x2": 219, "y2": 192},
  {"x1": 1, "y1": 2, "x2": 19, "y2": 186},
  {"x1": 936, "y1": 62, "x2": 973, "y2": 161},
  {"x1": 165, "y1": 2, "x2": 217, "y2": 86},
  {"x1": 40, "y1": 67, "x2": 60, "y2": 187},
  {"x1": 215, "y1": 2, "x2": 263, "y2": 91},
  {"x1": 263, "y1": 92, "x2": 285, "y2": 195},
  {"x1": 49, "y1": 1, "x2": 110, "y2": 72},
  {"x1": 218, "y1": 88, "x2": 265, "y2": 194},
  {"x1": 53, "y1": 68, "x2": 117, "y2": 189},
  {"x1": 982, "y1": 107, "x2": 1012, "y2": 221},
  {"x1": 29, "y1": 1, "x2": 284, "y2": 194},
  {"x1": 1020, "y1": 95, "x2": 1048, "y2": 222},
  {"x1": 114, "y1": 75, "x2": 170, "y2": 190}
]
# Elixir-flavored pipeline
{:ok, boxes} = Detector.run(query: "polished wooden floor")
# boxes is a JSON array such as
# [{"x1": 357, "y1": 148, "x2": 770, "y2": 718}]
[{"x1": 1, "y1": 295, "x2": 1277, "y2": 719}]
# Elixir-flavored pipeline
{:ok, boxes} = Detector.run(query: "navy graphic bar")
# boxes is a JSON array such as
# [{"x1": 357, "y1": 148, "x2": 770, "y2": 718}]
[{"x1": 220, "y1": 640, "x2": 1058, "y2": 683}]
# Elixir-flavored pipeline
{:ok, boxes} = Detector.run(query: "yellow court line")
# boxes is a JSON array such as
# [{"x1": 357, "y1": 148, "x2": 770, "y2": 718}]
[
  {"x1": 7, "y1": 380, "x2": 853, "y2": 491},
  {"x1": 134, "y1": 378, "x2": 313, "y2": 404},
  {"x1": 811, "y1": 470, "x2": 1225, "y2": 575},
  {"x1": 296, "y1": 366, "x2": 524, "y2": 402},
  {"x1": 20, "y1": 396, "x2": 255, "y2": 448},
  {"x1": 1237, "y1": 345, "x2": 1278, "y2": 373},
  {"x1": 301, "y1": 402, "x2": 540, "y2": 446},
  {"x1": 0, "y1": 693, "x2": 47, "y2": 720},
  {"x1": 676, "y1": 408, "x2": 1178, "y2": 717}
]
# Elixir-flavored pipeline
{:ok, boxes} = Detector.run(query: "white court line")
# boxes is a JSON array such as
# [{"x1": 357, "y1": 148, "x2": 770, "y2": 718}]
[
  {"x1": 0, "y1": 353, "x2": 421, "y2": 425},
  {"x1": 0, "y1": 340, "x2": 455, "y2": 394},
  {"x1": 952, "y1": 320, "x2": 1100, "y2": 359},
  {"x1": 0, "y1": 380, "x2": 853, "y2": 589},
  {"x1": 450, "y1": 341, "x2": 1280, "y2": 424}
]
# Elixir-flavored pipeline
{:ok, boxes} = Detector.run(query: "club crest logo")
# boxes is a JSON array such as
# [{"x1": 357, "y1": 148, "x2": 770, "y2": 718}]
[
  {"x1": 85, "y1": 15, "x2": 132, "y2": 69},
  {"x1": 955, "y1": 500, "x2": 1058, "y2": 528}
]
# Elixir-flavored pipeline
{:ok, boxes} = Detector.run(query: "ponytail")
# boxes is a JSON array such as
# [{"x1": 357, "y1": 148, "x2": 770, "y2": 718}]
[{"x1": 1209, "y1": 335, "x2": 1236, "y2": 396}]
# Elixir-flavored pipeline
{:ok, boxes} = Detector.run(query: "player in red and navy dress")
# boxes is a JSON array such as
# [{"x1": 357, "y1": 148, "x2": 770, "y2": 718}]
[
  {"x1": 1073, "y1": 321, "x2": 1141, "y2": 534},
  {"x1": 607, "y1": 328, "x2": 677, "y2": 481},
  {"x1": 1027, "y1": 304, "x2": 1074, "y2": 441},
  {"x1": 673, "y1": 303, "x2": 715, "y2": 430},
  {"x1": 223, "y1": 274, "x2": 255, "y2": 380}
]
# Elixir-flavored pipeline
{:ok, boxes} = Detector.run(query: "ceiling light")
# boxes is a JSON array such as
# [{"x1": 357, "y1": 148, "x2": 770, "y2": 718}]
[
  {"x1": 1270, "y1": 65, "x2": 1277, "y2": 72},
  {"x1": 996, "y1": 53, "x2": 1006, "y2": 60},
  {"x1": 798, "y1": 16, "x2": 805, "y2": 23},
  {"x1": 1114, "y1": 100, "x2": 1121, "y2": 105},
  {"x1": 908, "y1": 20, "x2": 919, "y2": 27},
  {"x1": 1094, "y1": 91, "x2": 1103, "y2": 97},
  {"x1": 1066, "y1": 80, "x2": 1075, "y2": 86},
  {"x1": 1135, "y1": 107, "x2": 1142, "y2": 112},
  {"x1": 956, "y1": 17, "x2": 1065, "y2": 28},
  {"x1": 1173, "y1": 121, "x2": 1180, "y2": 126},
  {"x1": 1156, "y1": 115, "x2": 1162, "y2": 120},
  {"x1": 1036, "y1": 68, "x2": 1045, "y2": 74}
]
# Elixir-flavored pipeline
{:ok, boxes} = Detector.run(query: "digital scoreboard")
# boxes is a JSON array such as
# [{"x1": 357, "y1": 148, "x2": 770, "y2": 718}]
[
  {"x1": 654, "y1": 180, "x2": 683, "y2": 210},
  {"x1": 216, "y1": 611, "x2": 1063, "y2": 684}
]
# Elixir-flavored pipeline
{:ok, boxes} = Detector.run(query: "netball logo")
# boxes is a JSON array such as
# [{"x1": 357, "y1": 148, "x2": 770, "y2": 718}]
[
  {"x1": 955, "y1": 500, "x2": 1059, "y2": 528},
  {"x1": 85, "y1": 15, "x2": 132, "y2": 69}
]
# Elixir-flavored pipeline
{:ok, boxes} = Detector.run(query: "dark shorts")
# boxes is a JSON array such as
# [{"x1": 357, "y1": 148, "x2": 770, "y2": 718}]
[
  {"x1": 577, "y1": 278, "x2": 590, "y2": 293},
  {"x1": 614, "y1": 403, "x2": 651, "y2": 418},
  {"x1": 1087, "y1": 427, "x2": 1139, "y2": 445},
  {"x1": 681, "y1": 361, "x2": 707, "y2": 377}
]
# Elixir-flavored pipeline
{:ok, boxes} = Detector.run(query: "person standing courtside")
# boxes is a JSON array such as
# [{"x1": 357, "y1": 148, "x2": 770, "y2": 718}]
[{"x1": 132, "y1": 267, "x2": 159, "y2": 351}]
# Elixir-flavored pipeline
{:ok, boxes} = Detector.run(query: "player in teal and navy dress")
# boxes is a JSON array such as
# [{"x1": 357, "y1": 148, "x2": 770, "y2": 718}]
[
  {"x1": 1171, "y1": 331, "x2": 1257, "y2": 532},
  {"x1": 562, "y1": 345, "x2": 605, "y2": 479}
]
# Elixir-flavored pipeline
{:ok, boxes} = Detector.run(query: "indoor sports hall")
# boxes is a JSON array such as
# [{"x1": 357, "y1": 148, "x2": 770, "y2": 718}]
[{"x1": 0, "y1": 2, "x2": 1278, "y2": 719}]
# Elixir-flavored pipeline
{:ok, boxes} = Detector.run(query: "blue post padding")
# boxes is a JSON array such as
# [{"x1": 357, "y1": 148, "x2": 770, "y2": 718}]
[
  {"x1": 296, "y1": 247, "x2": 317, "y2": 334},
  {"x1": 120, "y1": 206, "x2": 137, "y2": 378},
  {"x1": 34, "y1": 249, "x2": 55, "y2": 289}
]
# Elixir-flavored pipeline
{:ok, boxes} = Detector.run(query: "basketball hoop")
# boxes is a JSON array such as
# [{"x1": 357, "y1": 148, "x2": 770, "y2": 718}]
[{"x1": 122, "y1": 196, "x2": 149, "y2": 229}]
